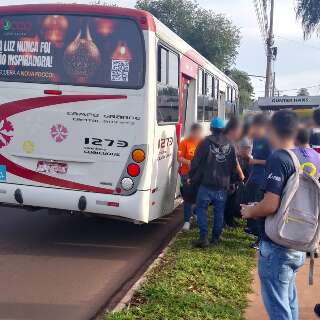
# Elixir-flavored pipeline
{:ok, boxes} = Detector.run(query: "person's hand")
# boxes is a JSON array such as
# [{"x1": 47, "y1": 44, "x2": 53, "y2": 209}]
[
  {"x1": 241, "y1": 204, "x2": 255, "y2": 219},
  {"x1": 239, "y1": 173, "x2": 245, "y2": 182}
]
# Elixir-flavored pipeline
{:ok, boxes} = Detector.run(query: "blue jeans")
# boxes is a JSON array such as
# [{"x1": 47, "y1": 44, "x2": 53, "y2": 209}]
[
  {"x1": 183, "y1": 201, "x2": 193, "y2": 223},
  {"x1": 258, "y1": 240, "x2": 306, "y2": 320},
  {"x1": 195, "y1": 185, "x2": 226, "y2": 240}
]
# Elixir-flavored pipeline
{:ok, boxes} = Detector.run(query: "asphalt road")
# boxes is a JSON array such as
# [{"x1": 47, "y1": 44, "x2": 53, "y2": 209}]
[{"x1": 0, "y1": 207, "x2": 183, "y2": 320}]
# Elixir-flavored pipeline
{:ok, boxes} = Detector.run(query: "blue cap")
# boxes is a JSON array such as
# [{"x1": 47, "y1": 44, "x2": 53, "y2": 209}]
[{"x1": 210, "y1": 117, "x2": 225, "y2": 129}]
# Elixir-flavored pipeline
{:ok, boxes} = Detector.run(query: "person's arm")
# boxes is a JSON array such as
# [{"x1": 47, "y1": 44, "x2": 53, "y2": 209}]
[
  {"x1": 241, "y1": 192, "x2": 280, "y2": 218},
  {"x1": 177, "y1": 141, "x2": 186, "y2": 164},
  {"x1": 236, "y1": 159, "x2": 245, "y2": 181},
  {"x1": 242, "y1": 153, "x2": 287, "y2": 219},
  {"x1": 230, "y1": 146, "x2": 244, "y2": 182},
  {"x1": 249, "y1": 158, "x2": 266, "y2": 166}
]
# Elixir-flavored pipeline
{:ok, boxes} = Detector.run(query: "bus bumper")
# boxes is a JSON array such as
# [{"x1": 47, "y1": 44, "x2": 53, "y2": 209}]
[{"x1": 0, "y1": 184, "x2": 150, "y2": 223}]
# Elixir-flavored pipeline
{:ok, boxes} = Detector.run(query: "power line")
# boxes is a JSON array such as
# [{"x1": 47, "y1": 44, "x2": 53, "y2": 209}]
[
  {"x1": 253, "y1": 0, "x2": 268, "y2": 53},
  {"x1": 255, "y1": 83, "x2": 320, "y2": 93}
]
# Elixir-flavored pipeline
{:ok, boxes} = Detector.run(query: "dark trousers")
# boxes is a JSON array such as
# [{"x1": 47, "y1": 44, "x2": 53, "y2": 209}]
[
  {"x1": 224, "y1": 187, "x2": 238, "y2": 227},
  {"x1": 245, "y1": 180, "x2": 264, "y2": 236}
]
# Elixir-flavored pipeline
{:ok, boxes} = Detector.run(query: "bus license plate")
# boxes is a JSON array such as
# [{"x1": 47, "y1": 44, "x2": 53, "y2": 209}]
[{"x1": 36, "y1": 161, "x2": 68, "y2": 174}]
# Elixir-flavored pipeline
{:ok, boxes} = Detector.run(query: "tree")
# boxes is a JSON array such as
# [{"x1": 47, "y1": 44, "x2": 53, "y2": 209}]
[
  {"x1": 296, "y1": 0, "x2": 320, "y2": 38},
  {"x1": 136, "y1": 0, "x2": 240, "y2": 69},
  {"x1": 229, "y1": 69, "x2": 254, "y2": 111},
  {"x1": 297, "y1": 87, "x2": 310, "y2": 96}
]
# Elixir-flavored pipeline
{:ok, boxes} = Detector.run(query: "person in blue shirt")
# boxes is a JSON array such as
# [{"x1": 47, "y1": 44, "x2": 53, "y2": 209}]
[
  {"x1": 245, "y1": 113, "x2": 272, "y2": 248},
  {"x1": 241, "y1": 110, "x2": 305, "y2": 320}
]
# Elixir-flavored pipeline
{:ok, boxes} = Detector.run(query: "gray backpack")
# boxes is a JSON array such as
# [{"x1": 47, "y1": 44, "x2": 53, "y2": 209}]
[{"x1": 265, "y1": 149, "x2": 320, "y2": 284}]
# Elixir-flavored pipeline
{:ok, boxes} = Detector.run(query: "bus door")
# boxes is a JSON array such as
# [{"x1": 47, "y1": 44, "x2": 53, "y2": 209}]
[{"x1": 174, "y1": 75, "x2": 190, "y2": 200}]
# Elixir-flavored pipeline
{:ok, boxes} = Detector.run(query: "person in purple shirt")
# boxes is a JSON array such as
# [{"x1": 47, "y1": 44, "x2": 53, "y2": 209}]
[{"x1": 294, "y1": 127, "x2": 320, "y2": 178}]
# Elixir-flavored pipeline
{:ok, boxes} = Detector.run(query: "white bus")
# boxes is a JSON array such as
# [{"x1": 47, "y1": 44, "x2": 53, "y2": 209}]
[{"x1": 0, "y1": 4, "x2": 238, "y2": 223}]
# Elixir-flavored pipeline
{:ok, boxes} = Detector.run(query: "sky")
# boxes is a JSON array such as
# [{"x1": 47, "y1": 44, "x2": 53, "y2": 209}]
[{"x1": 2, "y1": 0, "x2": 320, "y2": 98}]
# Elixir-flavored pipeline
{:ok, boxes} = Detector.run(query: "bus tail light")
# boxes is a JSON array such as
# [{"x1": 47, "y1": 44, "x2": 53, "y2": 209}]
[
  {"x1": 121, "y1": 178, "x2": 134, "y2": 191},
  {"x1": 132, "y1": 149, "x2": 145, "y2": 163},
  {"x1": 127, "y1": 163, "x2": 140, "y2": 177},
  {"x1": 114, "y1": 144, "x2": 147, "y2": 196}
]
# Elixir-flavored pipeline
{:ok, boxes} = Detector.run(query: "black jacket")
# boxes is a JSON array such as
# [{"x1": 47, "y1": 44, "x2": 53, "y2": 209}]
[{"x1": 189, "y1": 133, "x2": 237, "y2": 191}]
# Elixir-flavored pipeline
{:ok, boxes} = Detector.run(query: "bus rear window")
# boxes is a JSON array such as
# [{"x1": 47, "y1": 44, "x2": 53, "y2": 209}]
[{"x1": 0, "y1": 14, "x2": 144, "y2": 88}]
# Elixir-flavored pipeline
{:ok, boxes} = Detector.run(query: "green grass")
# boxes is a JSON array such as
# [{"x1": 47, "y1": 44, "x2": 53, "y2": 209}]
[{"x1": 106, "y1": 216, "x2": 256, "y2": 320}]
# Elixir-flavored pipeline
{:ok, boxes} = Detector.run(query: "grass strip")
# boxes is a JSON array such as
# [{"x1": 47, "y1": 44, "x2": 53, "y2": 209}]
[{"x1": 106, "y1": 217, "x2": 256, "y2": 320}]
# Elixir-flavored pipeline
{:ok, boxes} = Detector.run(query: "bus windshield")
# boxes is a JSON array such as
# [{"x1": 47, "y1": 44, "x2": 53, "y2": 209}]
[{"x1": 0, "y1": 14, "x2": 145, "y2": 88}]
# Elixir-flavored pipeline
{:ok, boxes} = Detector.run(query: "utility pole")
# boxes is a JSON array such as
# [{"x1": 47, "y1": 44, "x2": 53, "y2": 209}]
[
  {"x1": 265, "y1": 0, "x2": 275, "y2": 98},
  {"x1": 272, "y1": 72, "x2": 276, "y2": 96}
]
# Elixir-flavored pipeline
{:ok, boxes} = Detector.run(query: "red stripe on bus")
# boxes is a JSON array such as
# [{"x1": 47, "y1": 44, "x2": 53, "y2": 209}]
[
  {"x1": 0, "y1": 95, "x2": 127, "y2": 119},
  {"x1": 0, "y1": 155, "x2": 114, "y2": 194},
  {"x1": 0, "y1": 94, "x2": 126, "y2": 193}
]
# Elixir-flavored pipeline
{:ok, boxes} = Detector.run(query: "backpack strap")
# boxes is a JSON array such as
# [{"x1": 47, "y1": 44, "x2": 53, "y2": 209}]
[
  {"x1": 309, "y1": 251, "x2": 315, "y2": 285},
  {"x1": 282, "y1": 149, "x2": 301, "y2": 174}
]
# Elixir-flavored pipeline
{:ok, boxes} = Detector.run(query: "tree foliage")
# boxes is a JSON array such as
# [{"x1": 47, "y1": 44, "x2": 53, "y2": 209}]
[
  {"x1": 229, "y1": 69, "x2": 254, "y2": 110},
  {"x1": 297, "y1": 87, "x2": 310, "y2": 96},
  {"x1": 296, "y1": 0, "x2": 320, "y2": 38},
  {"x1": 136, "y1": 0, "x2": 240, "y2": 69}
]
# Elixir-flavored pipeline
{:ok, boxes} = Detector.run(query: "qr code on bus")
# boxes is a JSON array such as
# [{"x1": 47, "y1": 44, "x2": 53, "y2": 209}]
[{"x1": 111, "y1": 60, "x2": 130, "y2": 82}]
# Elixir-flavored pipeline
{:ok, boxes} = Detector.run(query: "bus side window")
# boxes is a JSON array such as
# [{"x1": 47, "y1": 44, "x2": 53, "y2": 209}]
[
  {"x1": 158, "y1": 47, "x2": 167, "y2": 84},
  {"x1": 204, "y1": 74, "x2": 217, "y2": 121},
  {"x1": 157, "y1": 45, "x2": 180, "y2": 124},
  {"x1": 197, "y1": 69, "x2": 204, "y2": 122}
]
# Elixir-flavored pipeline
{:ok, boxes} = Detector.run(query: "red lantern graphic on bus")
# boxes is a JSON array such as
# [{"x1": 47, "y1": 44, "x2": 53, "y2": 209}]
[
  {"x1": 112, "y1": 41, "x2": 132, "y2": 61},
  {"x1": 95, "y1": 18, "x2": 114, "y2": 37},
  {"x1": 64, "y1": 25, "x2": 101, "y2": 83},
  {"x1": 42, "y1": 15, "x2": 69, "y2": 48}
]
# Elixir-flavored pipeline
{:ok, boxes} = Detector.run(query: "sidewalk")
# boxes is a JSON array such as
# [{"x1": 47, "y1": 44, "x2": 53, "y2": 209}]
[{"x1": 246, "y1": 257, "x2": 320, "y2": 320}]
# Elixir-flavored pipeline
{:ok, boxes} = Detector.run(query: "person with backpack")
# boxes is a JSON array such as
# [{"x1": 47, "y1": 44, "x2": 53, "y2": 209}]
[
  {"x1": 241, "y1": 110, "x2": 307, "y2": 320},
  {"x1": 178, "y1": 123, "x2": 204, "y2": 231},
  {"x1": 294, "y1": 127, "x2": 320, "y2": 178},
  {"x1": 189, "y1": 117, "x2": 238, "y2": 248},
  {"x1": 310, "y1": 108, "x2": 320, "y2": 153},
  {"x1": 294, "y1": 127, "x2": 320, "y2": 318}
]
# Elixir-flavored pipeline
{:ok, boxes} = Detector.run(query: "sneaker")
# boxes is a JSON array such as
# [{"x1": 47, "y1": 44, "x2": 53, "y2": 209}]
[
  {"x1": 307, "y1": 251, "x2": 319, "y2": 259},
  {"x1": 250, "y1": 240, "x2": 260, "y2": 250},
  {"x1": 210, "y1": 238, "x2": 220, "y2": 246},
  {"x1": 244, "y1": 227, "x2": 254, "y2": 235},
  {"x1": 192, "y1": 238, "x2": 209, "y2": 249},
  {"x1": 182, "y1": 222, "x2": 190, "y2": 231}
]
